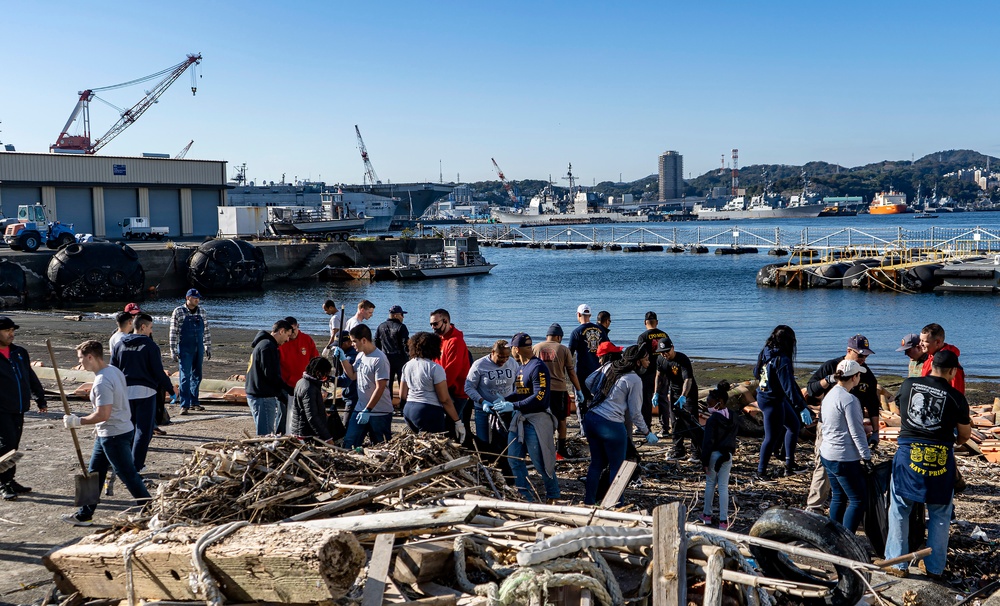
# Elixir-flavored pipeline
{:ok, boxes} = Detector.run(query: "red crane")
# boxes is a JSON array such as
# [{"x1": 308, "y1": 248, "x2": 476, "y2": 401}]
[
  {"x1": 354, "y1": 125, "x2": 381, "y2": 185},
  {"x1": 51, "y1": 53, "x2": 202, "y2": 154},
  {"x1": 491, "y1": 158, "x2": 519, "y2": 206}
]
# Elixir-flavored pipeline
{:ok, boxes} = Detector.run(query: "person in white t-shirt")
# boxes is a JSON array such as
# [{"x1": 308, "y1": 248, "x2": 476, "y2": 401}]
[
  {"x1": 400, "y1": 332, "x2": 462, "y2": 440},
  {"x1": 344, "y1": 299, "x2": 375, "y2": 333},
  {"x1": 335, "y1": 324, "x2": 392, "y2": 448},
  {"x1": 322, "y1": 299, "x2": 343, "y2": 357},
  {"x1": 61, "y1": 340, "x2": 150, "y2": 526}
]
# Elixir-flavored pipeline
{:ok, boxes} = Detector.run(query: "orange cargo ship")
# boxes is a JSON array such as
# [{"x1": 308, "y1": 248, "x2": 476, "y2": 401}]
[{"x1": 869, "y1": 191, "x2": 908, "y2": 215}]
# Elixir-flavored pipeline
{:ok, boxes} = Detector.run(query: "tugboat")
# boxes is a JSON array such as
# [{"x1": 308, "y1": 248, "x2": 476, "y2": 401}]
[
  {"x1": 869, "y1": 191, "x2": 909, "y2": 215},
  {"x1": 390, "y1": 237, "x2": 496, "y2": 279}
]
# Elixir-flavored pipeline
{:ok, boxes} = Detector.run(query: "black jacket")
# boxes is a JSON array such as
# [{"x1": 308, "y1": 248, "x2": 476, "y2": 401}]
[
  {"x1": 288, "y1": 375, "x2": 331, "y2": 440},
  {"x1": 701, "y1": 411, "x2": 738, "y2": 466},
  {"x1": 245, "y1": 331, "x2": 292, "y2": 398},
  {"x1": 374, "y1": 318, "x2": 410, "y2": 360},
  {"x1": 111, "y1": 334, "x2": 175, "y2": 395},
  {"x1": 806, "y1": 356, "x2": 879, "y2": 419},
  {"x1": 0, "y1": 344, "x2": 46, "y2": 414}
]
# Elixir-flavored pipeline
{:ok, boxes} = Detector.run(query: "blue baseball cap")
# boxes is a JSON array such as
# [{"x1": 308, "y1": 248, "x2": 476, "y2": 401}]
[{"x1": 186, "y1": 288, "x2": 202, "y2": 299}]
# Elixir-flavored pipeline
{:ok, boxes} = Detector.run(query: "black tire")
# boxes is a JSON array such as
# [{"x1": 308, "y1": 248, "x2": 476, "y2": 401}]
[
  {"x1": 749, "y1": 508, "x2": 868, "y2": 606},
  {"x1": 65, "y1": 243, "x2": 84, "y2": 256},
  {"x1": 20, "y1": 232, "x2": 40, "y2": 252},
  {"x1": 84, "y1": 268, "x2": 106, "y2": 287},
  {"x1": 58, "y1": 233, "x2": 75, "y2": 248}
]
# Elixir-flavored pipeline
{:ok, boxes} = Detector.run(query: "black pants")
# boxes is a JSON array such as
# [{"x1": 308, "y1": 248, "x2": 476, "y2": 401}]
[
  {"x1": 671, "y1": 404, "x2": 704, "y2": 457},
  {"x1": 640, "y1": 380, "x2": 655, "y2": 431},
  {"x1": 387, "y1": 355, "x2": 407, "y2": 401},
  {"x1": 0, "y1": 412, "x2": 24, "y2": 484}
]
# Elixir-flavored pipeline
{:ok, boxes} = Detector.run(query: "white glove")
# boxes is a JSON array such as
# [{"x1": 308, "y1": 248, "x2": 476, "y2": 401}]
[
  {"x1": 321, "y1": 347, "x2": 331, "y2": 358},
  {"x1": 63, "y1": 414, "x2": 82, "y2": 429},
  {"x1": 455, "y1": 424, "x2": 467, "y2": 444}
]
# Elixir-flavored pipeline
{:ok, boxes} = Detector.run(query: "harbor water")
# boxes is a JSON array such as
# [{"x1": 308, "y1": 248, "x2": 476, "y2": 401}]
[{"x1": 137, "y1": 212, "x2": 1000, "y2": 379}]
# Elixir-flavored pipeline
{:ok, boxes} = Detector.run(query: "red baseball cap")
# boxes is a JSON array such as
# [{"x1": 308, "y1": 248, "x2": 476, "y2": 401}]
[
  {"x1": 596, "y1": 341, "x2": 623, "y2": 357},
  {"x1": 124, "y1": 303, "x2": 141, "y2": 315}
]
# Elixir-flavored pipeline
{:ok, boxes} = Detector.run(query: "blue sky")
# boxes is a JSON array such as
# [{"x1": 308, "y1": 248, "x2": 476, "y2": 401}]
[{"x1": 2, "y1": 1, "x2": 997, "y2": 185}]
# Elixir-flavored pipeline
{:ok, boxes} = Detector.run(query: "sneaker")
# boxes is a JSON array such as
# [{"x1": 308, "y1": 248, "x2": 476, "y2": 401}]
[
  {"x1": 718, "y1": 520, "x2": 729, "y2": 531},
  {"x1": 60, "y1": 512, "x2": 93, "y2": 527},
  {"x1": 556, "y1": 452, "x2": 566, "y2": 462},
  {"x1": 664, "y1": 453, "x2": 681, "y2": 462},
  {"x1": 657, "y1": 430, "x2": 670, "y2": 438},
  {"x1": 8, "y1": 480, "x2": 31, "y2": 494},
  {"x1": 784, "y1": 463, "x2": 809, "y2": 476},
  {"x1": 104, "y1": 477, "x2": 115, "y2": 497},
  {"x1": 700, "y1": 514, "x2": 713, "y2": 525},
  {"x1": 0, "y1": 484, "x2": 16, "y2": 501},
  {"x1": 917, "y1": 559, "x2": 944, "y2": 581},
  {"x1": 687, "y1": 454, "x2": 701, "y2": 463},
  {"x1": 190, "y1": 405, "x2": 206, "y2": 411},
  {"x1": 152, "y1": 427, "x2": 167, "y2": 436},
  {"x1": 752, "y1": 471, "x2": 776, "y2": 484},
  {"x1": 179, "y1": 408, "x2": 189, "y2": 416}
]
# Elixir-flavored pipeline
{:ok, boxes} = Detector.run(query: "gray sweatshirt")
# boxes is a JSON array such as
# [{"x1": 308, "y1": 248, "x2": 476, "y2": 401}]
[
  {"x1": 465, "y1": 356, "x2": 518, "y2": 409},
  {"x1": 819, "y1": 384, "x2": 871, "y2": 462},
  {"x1": 589, "y1": 368, "x2": 651, "y2": 435}
]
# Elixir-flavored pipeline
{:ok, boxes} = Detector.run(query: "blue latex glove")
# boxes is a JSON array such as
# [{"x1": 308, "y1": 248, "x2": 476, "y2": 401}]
[
  {"x1": 646, "y1": 432, "x2": 659, "y2": 445},
  {"x1": 482, "y1": 401, "x2": 495, "y2": 413},
  {"x1": 676, "y1": 395, "x2": 687, "y2": 407},
  {"x1": 330, "y1": 347, "x2": 347, "y2": 363},
  {"x1": 355, "y1": 409, "x2": 371, "y2": 425},
  {"x1": 575, "y1": 389, "x2": 585, "y2": 404},
  {"x1": 799, "y1": 407, "x2": 813, "y2": 425},
  {"x1": 492, "y1": 400, "x2": 515, "y2": 414},
  {"x1": 652, "y1": 393, "x2": 659, "y2": 408},
  {"x1": 868, "y1": 431, "x2": 880, "y2": 447}
]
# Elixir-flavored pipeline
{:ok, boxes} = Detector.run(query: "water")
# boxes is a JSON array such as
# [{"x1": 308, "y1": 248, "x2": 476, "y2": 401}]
[{"x1": 137, "y1": 212, "x2": 1000, "y2": 379}]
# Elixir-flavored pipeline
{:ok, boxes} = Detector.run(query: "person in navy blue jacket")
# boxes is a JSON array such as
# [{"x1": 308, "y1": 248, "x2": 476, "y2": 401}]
[
  {"x1": 753, "y1": 325, "x2": 807, "y2": 481},
  {"x1": 111, "y1": 314, "x2": 175, "y2": 474},
  {"x1": 0, "y1": 316, "x2": 47, "y2": 500}
]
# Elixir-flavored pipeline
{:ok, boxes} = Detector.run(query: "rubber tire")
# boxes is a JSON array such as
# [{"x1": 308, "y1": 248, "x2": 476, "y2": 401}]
[
  {"x1": 20, "y1": 232, "x2": 40, "y2": 253},
  {"x1": 749, "y1": 507, "x2": 868, "y2": 606},
  {"x1": 65, "y1": 243, "x2": 84, "y2": 256},
  {"x1": 84, "y1": 268, "x2": 106, "y2": 287}
]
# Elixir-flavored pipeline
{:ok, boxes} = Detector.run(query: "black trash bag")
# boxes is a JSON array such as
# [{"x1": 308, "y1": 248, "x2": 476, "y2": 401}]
[
  {"x1": 594, "y1": 439, "x2": 642, "y2": 503},
  {"x1": 325, "y1": 397, "x2": 347, "y2": 442},
  {"x1": 864, "y1": 461, "x2": 927, "y2": 558}
]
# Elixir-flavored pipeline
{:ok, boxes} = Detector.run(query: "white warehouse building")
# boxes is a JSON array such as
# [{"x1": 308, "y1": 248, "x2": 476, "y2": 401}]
[{"x1": 0, "y1": 151, "x2": 228, "y2": 237}]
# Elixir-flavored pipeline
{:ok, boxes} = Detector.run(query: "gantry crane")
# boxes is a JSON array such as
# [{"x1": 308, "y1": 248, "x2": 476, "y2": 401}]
[
  {"x1": 354, "y1": 125, "x2": 381, "y2": 185},
  {"x1": 175, "y1": 140, "x2": 194, "y2": 159},
  {"x1": 491, "y1": 158, "x2": 519, "y2": 206},
  {"x1": 51, "y1": 53, "x2": 202, "y2": 154}
]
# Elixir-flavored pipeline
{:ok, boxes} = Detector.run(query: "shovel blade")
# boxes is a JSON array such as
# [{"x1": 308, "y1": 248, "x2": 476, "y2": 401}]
[
  {"x1": 0, "y1": 451, "x2": 24, "y2": 474},
  {"x1": 74, "y1": 473, "x2": 101, "y2": 507}
]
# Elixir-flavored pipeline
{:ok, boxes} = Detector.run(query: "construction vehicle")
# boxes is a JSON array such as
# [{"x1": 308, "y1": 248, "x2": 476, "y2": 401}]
[
  {"x1": 4, "y1": 205, "x2": 76, "y2": 252},
  {"x1": 120, "y1": 216, "x2": 169, "y2": 240}
]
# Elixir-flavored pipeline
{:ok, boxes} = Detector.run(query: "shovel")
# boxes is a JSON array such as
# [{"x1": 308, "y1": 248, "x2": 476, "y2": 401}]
[
  {"x1": 0, "y1": 450, "x2": 24, "y2": 475},
  {"x1": 45, "y1": 339, "x2": 100, "y2": 507}
]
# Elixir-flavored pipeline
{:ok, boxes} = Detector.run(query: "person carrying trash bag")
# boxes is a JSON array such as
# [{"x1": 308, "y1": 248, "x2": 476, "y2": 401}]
[{"x1": 465, "y1": 339, "x2": 518, "y2": 474}]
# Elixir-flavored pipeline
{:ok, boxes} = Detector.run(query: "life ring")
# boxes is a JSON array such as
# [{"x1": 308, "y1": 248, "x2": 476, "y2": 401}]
[{"x1": 749, "y1": 508, "x2": 868, "y2": 606}]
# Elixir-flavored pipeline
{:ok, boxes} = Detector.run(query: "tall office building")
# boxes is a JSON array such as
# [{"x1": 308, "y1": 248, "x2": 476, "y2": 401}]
[{"x1": 658, "y1": 151, "x2": 683, "y2": 201}]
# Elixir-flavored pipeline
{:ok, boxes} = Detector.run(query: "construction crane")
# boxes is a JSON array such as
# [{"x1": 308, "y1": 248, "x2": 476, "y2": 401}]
[
  {"x1": 491, "y1": 158, "x2": 519, "y2": 206},
  {"x1": 175, "y1": 140, "x2": 194, "y2": 159},
  {"x1": 51, "y1": 53, "x2": 202, "y2": 154},
  {"x1": 354, "y1": 125, "x2": 380, "y2": 186}
]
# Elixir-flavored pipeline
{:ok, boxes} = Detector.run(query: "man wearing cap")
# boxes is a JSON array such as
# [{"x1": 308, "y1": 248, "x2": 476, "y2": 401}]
[
  {"x1": 374, "y1": 305, "x2": 410, "y2": 405},
  {"x1": 279, "y1": 317, "x2": 320, "y2": 431},
  {"x1": 897, "y1": 333, "x2": 927, "y2": 378},
  {"x1": 636, "y1": 311, "x2": 668, "y2": 431},
  {"x1": 654, "y1": 336, "x2": 703, "y2": 461},
  {"x1": 0, "y1": 316, "x2": 47, "y2": 501},
  {"x1": 567, "y1": 305, "x2": 608, "y2": 403},
  {"x1": 487, "y1": 333, "x2": 560, "y2": 502},
  {"x1": 533, "y1": 324, "x2": 584, "y2": 460},
  {"x1": 884, "y1": 350, "x2": 971, "y2": 579},
  {"x1": 430, "y1": 309, "x2": 471, "y2": 442},
  {"x1": 919, "y1": 324, "x2": 965, "y2": 394},
  {"x1": 109, "y1": 304, "x2": 141, "y2": 354},
  {"x1": 169, "y1": 289, "x2": 211, "y2": 415},
  {"x1": 804, "y1": 334, "x2": 880, "y2": 512}
]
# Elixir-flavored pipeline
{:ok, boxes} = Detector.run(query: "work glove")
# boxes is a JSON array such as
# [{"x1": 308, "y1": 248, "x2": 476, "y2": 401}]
[
  {"x1": 36, "y1": 398, "x2": 47, "y2": 412},
  {"x1": 868, "y1": 431, "x2": 880, "y2": 447},
  {"x1": 825, "y1": 374, "x2": 836, "y2": 386},
  {"x1": 321, "y1": 347, "x2": 331, "y2": 358},
  {"x1": 455, "y1": 424, "x2": 467, "y2": 444},
  {"x1": 206, "y1": 351, "x2": 212, "y2": 362},
  {"x1": 645, "y1": 432, "x2": 659, "y2": 445},
  {"x1": 492, "y1": 400, "x2": 515, "y2": 414},
  {"x1": 862, "y1": 459, "x2": 875, "y2": 474},
  {"x1": 575, "y1": 389, "x2": 585, "y2": 405},
  {"x1": 676, "y1": 395, "x2": 687, "y2": 408},
  {"x1": 171, "y1": 350, "x2": 179, "y2": 362},
  {"x1": 355, "y1": 409, "x2": 371, "y2": 425},
  {"x1": 330, "y1": 347, "x2": 347, "y2": 364},
  {"x1": 63, "y1": 414, "x2": 82, "y2": 429},
  {"x1": 799, "y1": 407, "x2": 813, "y2": 425},
  {"x1": 652, "y1": 393, "x2": 659, "y2": 408}
]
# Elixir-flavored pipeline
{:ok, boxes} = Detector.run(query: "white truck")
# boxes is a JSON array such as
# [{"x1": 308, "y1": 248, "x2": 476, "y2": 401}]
[{"x1": 120, "y1": 216, "x2": 169, "y2": 240}]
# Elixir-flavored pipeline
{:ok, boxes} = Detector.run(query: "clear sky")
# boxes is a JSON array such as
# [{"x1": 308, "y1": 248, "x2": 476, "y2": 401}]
[{"x1": 2, "y1": 1, "x2": 997, "y2": 185}]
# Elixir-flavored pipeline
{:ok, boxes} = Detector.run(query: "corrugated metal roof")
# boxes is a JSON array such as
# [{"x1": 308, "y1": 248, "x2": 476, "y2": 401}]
[{"x1": 0, "y1": 151, "x2": 226, "y2": 186}]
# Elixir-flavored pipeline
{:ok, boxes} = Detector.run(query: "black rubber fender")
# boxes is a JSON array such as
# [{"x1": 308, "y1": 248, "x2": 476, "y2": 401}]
[
  {"x1": 749, "y1": 507, "x2": 868, "y2": 606},
  {"x1": 84, "y1": 268, "x2": 106, "y2": 287},
  {"x1": 120, "y1": 242, "x2": 139, "y2": 261},
  {"x1": 65, "y1": 243, "x2": 84, "y2": 256},
  {"x1": 842, "y1": 263, "x2": 870, "y2": 288},
  {"x1": 0, "y1": 261, "x2": 27, "y2": 301}
]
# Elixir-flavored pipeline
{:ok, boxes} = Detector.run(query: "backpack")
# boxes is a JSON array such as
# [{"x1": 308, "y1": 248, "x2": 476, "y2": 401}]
[{"x1": 583, "y1": 366, "x2": 611, "y2": 416}]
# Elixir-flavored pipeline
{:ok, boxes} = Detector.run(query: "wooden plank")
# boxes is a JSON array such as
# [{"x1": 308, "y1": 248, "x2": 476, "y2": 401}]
[
  {"x1": 392, "y1": 541, "x2": 454, "y2": 585},
  {"x1": 652, "y1": 502, "x2": 686, "y2": 606},
  {"x1": 601, "y1": 460, "x2": 638, "y2": 509},
  {"x1": 702, "y1": 545, "x2": 724, "y2": 606},
  {"x1": 362, "y1": 533, "x2": 396, "y2": 606},
  {"x1": 284, "y1": 505, "x2": 479, "y2": 535},
  {"x1": 285, "y1": 456, "x2": 476, "y2": 521}
]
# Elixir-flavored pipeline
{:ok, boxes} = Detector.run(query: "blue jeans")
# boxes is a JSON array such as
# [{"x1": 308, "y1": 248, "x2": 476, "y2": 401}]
[
  {"x1": 178, "y1": 345, "x2": 203, "y2": 409},
  {"x1": 583, "y1": 413, "x2": 627, "y2": 505},
  {"x1": 885, "y1": 480, "x2": 952, "y2": 575},
  {"x1": 704, "y1": 451, "x2": 732, "y2": 521},
  {"x1": 821, "y1": 457, "x2": 867, "y2": 532},
  {"x1": 343, "y1": 411, "x2": 392, "y2": 449},
  {"x1": 247, "y1": 395, "x2": 280, "y2": 436},
  {"x1": 508, "y1": 421, "x2": 560, "y2": 501},
  {"x1": 757, "y1": 397, "x2": 800, "y2": 473},
  {"x1": 77, "y1": 430, "x2": 150, "y2": 520},
  {"x1": 404, "y1": 402, "x2": 446, "y2": 434},
  {"x1": 128, "y1": 395, "x2": 157, "y2": 472}
]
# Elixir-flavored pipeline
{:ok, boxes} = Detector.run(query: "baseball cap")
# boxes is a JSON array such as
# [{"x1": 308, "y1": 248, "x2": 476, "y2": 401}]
[
  {"x1": 0, "y1": 316, "x2": 19, "y2": 330},
  {"x1": 389, "y1": 305, "x2": 407, "y2": 315},
  {"x1": 896, "y1": 333, "x2": 920, "y2": 352},
  {"x1": 644, "y1": 311, "x2": 658, "y2": 321},
  {"x1": 836, "y1": 359, "x2": 868, "y2": 377},
  {"x1": 577, "y1": 304, "x2": 591, "y2": 315},
  {"x1": 932, "y1": 349, "x2": 960, "y2": 369},
  {"x1": 186, "y1": 288, "x2": 202, "y2": 299},
  {"x1": 847, "y1": 334, "x2": 875, "y2": 356},
  {"x1": 655, "y1": 337, "x2": 674, "y2": 353},
  {"x1": 124, "y1": 302, "x2": 141, "y2": 315},
  {"x1": 510, "y1": 332, "x2": 532, "y2": 348},
  {"x1": 546, "y1": 323, "x2": 564, "y2": 338},
  {"x1": 596, "y1": 341, "x2": 623, "y2": 357}
]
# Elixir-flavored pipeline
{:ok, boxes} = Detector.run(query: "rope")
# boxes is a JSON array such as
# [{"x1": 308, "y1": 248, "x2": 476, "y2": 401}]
[
  {"x1": 123, "y1": 524, "x2": 184, "y2": 606},
  {"x1": 453, "y1": 536, "x2": 500, "y2": 605},
  {"x1": 689, "y1": 532, "x2": 776, "y2": 606},
  {"x1": 587, "y1": 548, "x2": 624, "y2": 606},
  {"x1": 498, "y1": 564, "x2": 614, "y2": 606},
  {"x1": 188, "y1": 521, "x2": 249, "y2": 606}
]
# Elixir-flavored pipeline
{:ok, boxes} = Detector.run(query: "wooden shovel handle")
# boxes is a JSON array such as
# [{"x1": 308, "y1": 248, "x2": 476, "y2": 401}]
[{"x1": 45, "y1": 339, "x2": 89, "y2": 476}]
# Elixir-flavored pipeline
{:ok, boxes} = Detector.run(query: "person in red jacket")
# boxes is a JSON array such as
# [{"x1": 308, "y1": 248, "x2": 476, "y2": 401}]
[
  {"x1": 919, "y1": 323, "x2": 965, "y2": 394},
  {"x1": 278, "y1": 317, "x2": 320, "y2": 432},
  {"x1": 430, "y1": 308, "x2": 471, "y2": 442}
]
